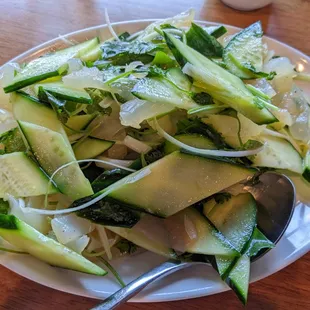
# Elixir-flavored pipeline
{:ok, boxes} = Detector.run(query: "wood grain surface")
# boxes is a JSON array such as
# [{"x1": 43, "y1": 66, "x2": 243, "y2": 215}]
[{"x1": 0, "y1": 0, "x2": 309, "y2": 309}]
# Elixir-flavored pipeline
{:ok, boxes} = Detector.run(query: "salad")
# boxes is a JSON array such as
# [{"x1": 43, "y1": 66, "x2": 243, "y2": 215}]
[{"x1": 0, "y1": 8, "x2": 309, "y2": 304}]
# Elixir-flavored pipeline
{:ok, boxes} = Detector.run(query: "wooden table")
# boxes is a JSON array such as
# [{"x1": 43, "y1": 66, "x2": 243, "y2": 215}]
[{"x1": 0, "y1": 0, "x2": 309, "y2": 309}]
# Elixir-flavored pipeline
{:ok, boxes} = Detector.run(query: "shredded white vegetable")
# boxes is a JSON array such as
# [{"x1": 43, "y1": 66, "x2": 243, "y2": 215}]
[
  {"x1": 104, "y1": 8, "x2": 120, "y2": 41},
  {"x1": 95, "y1": 156, "x2": 134, "y2": 170},
  {"x1": 97, "y1": 225, "x2": 113, "y2": 260},
  {"x1": 123, "y1": 135, "x2": 152, "y2": 154},
  {"x1": 154, "y1": 118, "x2": 265, "y2": 157}
]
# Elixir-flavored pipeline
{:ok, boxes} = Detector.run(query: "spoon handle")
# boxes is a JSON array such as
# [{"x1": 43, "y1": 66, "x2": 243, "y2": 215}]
[{"x1": 91, "y1": 260, "x2": 190, "y2": 310}]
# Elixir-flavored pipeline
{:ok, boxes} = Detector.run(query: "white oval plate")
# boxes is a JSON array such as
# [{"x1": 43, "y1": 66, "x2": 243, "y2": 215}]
[{"x1": 1, "y1": 20, "x2": 310, "y2": 303}]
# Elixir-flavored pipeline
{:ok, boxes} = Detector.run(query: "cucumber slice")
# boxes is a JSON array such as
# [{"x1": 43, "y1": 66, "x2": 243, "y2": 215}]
[
  {"x1": 203, "y1": 193, "x2": 256, "y2": 278},
  {"x1": 245, "y1": 228, "x2": 274, "y2": 257},
  {"x1": 226, "y1": 254, "x2": 250, "y2": 305},
  {"x1": 302, "y1": 151, "x2": 310, "y2": 182},
  {"x1": 252, "y1": 135, "x2": 303, "y2": 174},
  {"x1": 164, "y1": 133, "x2": 216, "y2": 154},
  {"x1": 4, "y1": 37, "x2": 99, "y2": 93},
  {"x1": 223, "y1": 22, "x2": 263, "y2": 79},
  {"x1": 166, "y1": 67, "x2": 192, "y2": 91},
  {"x1": 65, "y1": 114, "x2": 96, "y2": 135},
  {"x1": 164, "y1": 33, "x2": 277, "y2": 125},
  {"x1": 12, "y1": 92, "x2": 71, "y2": 149},
  {"x1": 0, "y1": 214, "x2": 106, "y2": 275},
  {"x1": 132, "y1": 77, "x2": 199, "y2": 110},
  {"x1": 73, "y1": 138, "x2": 114, "y2": 160},
  {"x1": 205, "y1": 25, "x2": 227, "y2": 39},
  {"x1": 205, "y1": 193, "x2": 257, "y2": 252},
  {"x1": 35, "y1": 81, "x2": 92, "y2": 104},
  {"x1": 0, "y1": 152, "x2": 58, "y2": 197},
  {"x1": 106, "y1": 215, "x2": 176, "y2": 258},
  {"x1": 165, "y1": 207, "x2": 238, "y2": 256},
  {"x1": 104, "y1": 151, "x2": 255, "y2": 217},
  {"x1": 19, "y1": 121, "x2": 93, "y2": 200},
  {"x1": 80, "y1": 45, "x2": 102, "y2": 62}
]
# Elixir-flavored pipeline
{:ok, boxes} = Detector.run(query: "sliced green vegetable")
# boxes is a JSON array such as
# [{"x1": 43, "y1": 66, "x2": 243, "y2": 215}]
[
  {"x1": 35, "y1": 81, "x2": 92, "y2": 104},
  {"x1": 164, "y1": 33, "x2": 277, "y2": 125},
  {"x1": 166, "y1": 67, "x2": 192, "y2": 91},
  {"x1": 80, "y1": 45, "x2": 102, "y2": 62},
  {"x1": 205, "y1": 25, "x2": 227, "y2": 39},
  {"x1": 226, "y1": 254, "x2": 250, "y2": 305},
  {"x1": 0, "y1": 152, "x2": 58, "y2": 198},
  {"x1": 252, "y1": 135, "x2": 303, "y2": 174},
  {"x1": 151, "y1": 51, "x2": 175, "y2": 67},
  {"x1": 302, "y1": 151, "x2": 310, "y2": 183},
  {"x1": 101, "y1": 40, "x2": 162, "y2": 65},
  {"x1": 0, "y1": 214, "x2": 106, "y2": 275},
  {"x1": 12, "y1": 92, "x2": 71, "y2": 148},
  {"x1": 132, "y1": 77, "x2": 199, "y2": 110},
  {"x1": 223, "y1": 21, "x2": 264, "y2": 79},
  {"x1": 186, "y1": 23, "x2": 223, "y2": 58},
  {"x1": 73, "y1": 138, "x2": 114, "y2": 160},
  {"x1": 245, "y1": 228, "x2": 275, "y2": 257},
  {"x1": 205, "y1": 193, "x2": 257, "y2": 252},
  {"x1": 65, "y1": 114, "x2": 96, "y2": 135},
  {"x1": 4, "y1": 37, "x2": 99, "y2": 93},
  {"x1": 98, "y1": 151, "x2": 255, "y2": 217},
  {"x1": 165, "y1": 207, "x2": 239, "y2": 256},
  {"x1": 19, "y1": 121, "x2": 93, "y2": 200}
]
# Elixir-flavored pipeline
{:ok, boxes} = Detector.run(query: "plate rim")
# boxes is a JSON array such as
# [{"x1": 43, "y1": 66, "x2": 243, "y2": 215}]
[{"x1": 1, "y1": 18, "x2": 310, "y2": 303}]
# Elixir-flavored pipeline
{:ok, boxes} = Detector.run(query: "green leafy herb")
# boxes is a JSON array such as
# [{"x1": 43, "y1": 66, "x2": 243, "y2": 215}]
[
  {"x1": 101, "y1": 40, "x2": 163, "y2": 65},
  {"x1": 75, "y1": 196, "x2": 141, "y2": 228},
  {"x1": 45, "y1": 91, "x2": 70, "y2": 123},
  {"x1": 85, "y1": 88, "x2": 112, "y2": 115},
  {"x1": 0, "y1": 128, "x2": 26, "y2": 154},
  {"x1": 146, "y1": 65, "x2": 167, "y2": 77},
  {"x1": 186, "y1": 23, "x2": 223, "y2": 58},
  {"x1": 192, "y1": 92, "x2": 214, "y2": 105},
  {"x1": 129, "y1": 145, "x2": 165, "y2": 170},
  {"x1": 115, "y1": 239, "x2": 138, "y2": 255},
  {"x1": 213, "y1": 192, "x2": 232, "y2": 204}
]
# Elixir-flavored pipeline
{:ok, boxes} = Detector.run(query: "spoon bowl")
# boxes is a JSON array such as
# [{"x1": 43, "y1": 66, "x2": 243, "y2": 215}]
[{"x1": 92, "y1": 172, "x2": 296, "y2": 310}]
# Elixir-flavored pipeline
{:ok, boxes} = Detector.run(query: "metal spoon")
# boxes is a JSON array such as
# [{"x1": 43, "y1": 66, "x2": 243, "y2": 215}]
[{"x1": 92, "y1": 172, "x2": 296, "y2": 310}]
